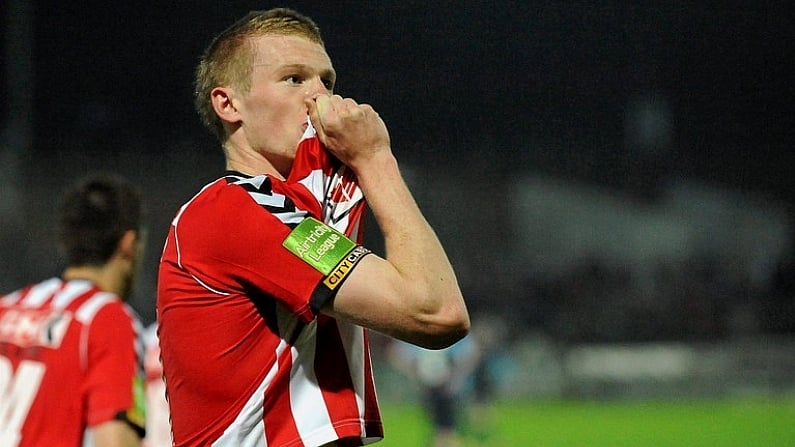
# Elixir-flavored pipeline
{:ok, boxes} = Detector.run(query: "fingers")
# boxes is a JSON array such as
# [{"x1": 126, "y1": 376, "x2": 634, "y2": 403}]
[
  {"x1": 316, "y1": 94, "x2": 332, "y2": 117},
  {"x1": 306, "y1": 94, "x2": 337, "y2": 136},
  {"x1": 310, "y1": 95, "x2": 368, "y2": 132},
  {"x1": 305, "y1": 96, "x2": 325, "y2": 141},
  {"x1": 306, "y1": 94, "x2": 390, "y2": 165}
]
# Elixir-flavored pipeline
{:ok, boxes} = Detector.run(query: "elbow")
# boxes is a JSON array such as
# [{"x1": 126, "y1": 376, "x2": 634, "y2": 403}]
[
  {"x1": 421, "y1": 324, "x2": 470, "y2": 350},
  {"x1": 415, "y1": 300, "x2": 471, "y2": 350}
]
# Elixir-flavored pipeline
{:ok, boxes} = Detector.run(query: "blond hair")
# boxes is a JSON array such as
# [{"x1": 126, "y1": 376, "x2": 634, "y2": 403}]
[{"x1": 194, "y1": 8, "x2": 324, "y2": 142}]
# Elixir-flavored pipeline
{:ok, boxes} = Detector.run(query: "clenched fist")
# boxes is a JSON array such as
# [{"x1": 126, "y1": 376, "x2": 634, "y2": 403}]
[{"x1": 306, "y1": 95, "x2": 392, "y2": 171}]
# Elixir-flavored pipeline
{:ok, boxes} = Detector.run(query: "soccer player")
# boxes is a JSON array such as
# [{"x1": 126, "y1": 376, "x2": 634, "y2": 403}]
[
  {"x1": 156, "y1": 7, "x2": 470, "y2": 447},
  {"x1": 0, "y1": 173, "x2": 147, "y2": 447}
]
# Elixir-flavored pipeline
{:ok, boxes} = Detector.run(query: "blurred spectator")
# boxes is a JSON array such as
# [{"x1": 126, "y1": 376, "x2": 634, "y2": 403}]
[
  {"x1": 388, "y1": 334, "x2": 481, "y2": 447},
  {"x1": 455, "y1": 313, "x2": 509, "y2": 445}
]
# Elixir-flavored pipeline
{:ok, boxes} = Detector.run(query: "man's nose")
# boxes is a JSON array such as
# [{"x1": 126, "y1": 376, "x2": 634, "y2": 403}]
[{"x1": 306, "y1": 77, "x2": 331, "y2": 98}]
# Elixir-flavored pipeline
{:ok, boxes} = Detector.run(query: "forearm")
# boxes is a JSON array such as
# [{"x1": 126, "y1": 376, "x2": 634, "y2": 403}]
[
  {"x1": 307, "y1": 94, "x2": 469, "y2": 346},
  {"x1": 353, "y1": 152, "x2": 469, "y2": 340}
]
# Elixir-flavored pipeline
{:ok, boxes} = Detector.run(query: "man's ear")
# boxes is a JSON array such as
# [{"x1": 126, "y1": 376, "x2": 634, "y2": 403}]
[
  {"x1": 211, "y1": 87, "x2": 242, "y2": 125},
  {"x1": 117, "y1": 230, "x2": 138, "y2": 261}
]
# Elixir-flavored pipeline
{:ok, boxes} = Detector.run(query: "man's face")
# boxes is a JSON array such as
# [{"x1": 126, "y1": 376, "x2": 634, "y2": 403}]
[{"x1": 232, "y1": 34, "x2": 335, "y2": 174}]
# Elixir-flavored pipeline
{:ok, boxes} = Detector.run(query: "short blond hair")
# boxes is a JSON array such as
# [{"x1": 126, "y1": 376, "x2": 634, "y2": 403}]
[{"x1": 194, "y1": 8, "x2": 324, "y2": 142}]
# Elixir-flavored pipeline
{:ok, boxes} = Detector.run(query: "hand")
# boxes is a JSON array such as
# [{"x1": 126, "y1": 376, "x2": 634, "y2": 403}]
[{"x1": 305, "y1": 95, "x2": 392, "y2": 169}]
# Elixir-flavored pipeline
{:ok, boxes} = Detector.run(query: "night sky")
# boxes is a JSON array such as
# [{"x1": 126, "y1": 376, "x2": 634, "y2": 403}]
[{"x1": 3, "y1": 1, "x2": 793, "y2": 203}]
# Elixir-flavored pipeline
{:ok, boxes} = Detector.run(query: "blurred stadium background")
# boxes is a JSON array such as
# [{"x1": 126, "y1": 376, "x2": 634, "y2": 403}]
[{"x1": 2, "y1": 2, "x2": 793, "y2": 445}]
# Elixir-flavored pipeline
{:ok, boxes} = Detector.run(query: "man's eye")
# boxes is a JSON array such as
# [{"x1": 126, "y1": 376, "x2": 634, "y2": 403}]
[
  {"x1": 323, "y1": 79, "x2": 335, "y2": 91},
  {"x1": 286, "y1": 75, "x2": 303, "y2": 84}
]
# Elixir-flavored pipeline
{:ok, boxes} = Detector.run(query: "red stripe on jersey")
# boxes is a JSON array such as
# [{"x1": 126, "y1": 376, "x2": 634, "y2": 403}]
[
  {"x1": 314, "y1": 317, "x2": 361, "y2": 440},
  {"x1": 362, "y1": 329, "x2": 382, "y2": 426},
  {"x1": 262, "y1": 342, "x2": 303, "y2": 445}
]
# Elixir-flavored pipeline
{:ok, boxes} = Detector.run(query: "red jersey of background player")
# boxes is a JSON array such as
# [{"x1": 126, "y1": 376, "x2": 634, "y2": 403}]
[{"x1": 0, "y1": 277, "x2": 146, "y2": 447}]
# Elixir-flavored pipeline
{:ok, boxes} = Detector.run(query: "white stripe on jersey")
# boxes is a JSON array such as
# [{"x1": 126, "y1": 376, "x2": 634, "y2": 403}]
[
  {"x1": 19, "y1": 277, "x2": 62, "y2": 307},
  {"x1": 338, "y1": 320, "x2": 369, "y2": 435},
  {"x1": 127, "y1": 306, "x2": 146, "y2": 376},
  {"x1": 232, "y1": 176, "x2": 267, "y2": 190},
  {"x1": 212, "y1": 341, "x2": 288, "y2": 447},
  {"x1": 76, "y1": 291, "x2": 117, "y2": 371},
  {"x1": 301, "y1": 116, "x2": 317, "y2": 141},
  {"x1": 52, "y1": 280, "x2": 93, "y2": 309},
  {"x1": 272, "y1": 211, "x2": 306, "y2": 225},
  {"x1": 0, "y1": 290, "x2": 21, "y2": 305},
  {"x1": 297, "y1": 169, "x2": 327, "y2": 202},
  {"x1": 75, "y1": 292, "x2": 115, "y2": 324},
  {"x1": 249, "y1": 191, "x2": 285, "y2": 208},
  {"x1": 232, "y1": 177, "x2": 308, "y2": 225},
  {"x1": 189, "y1": 273, "x2": 231, "y2": 296},
  {"x1": 289, "y1": 322, "x2": 338, "y2": 446}
]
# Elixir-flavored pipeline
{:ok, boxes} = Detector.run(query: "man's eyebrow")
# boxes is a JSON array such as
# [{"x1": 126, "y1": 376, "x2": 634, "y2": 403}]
[{"x1": 263, "y1": 63, "x2": 336, "y2": 79}]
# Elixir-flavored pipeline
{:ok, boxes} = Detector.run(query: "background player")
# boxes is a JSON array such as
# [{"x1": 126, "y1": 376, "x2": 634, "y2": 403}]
[{"x1": 0, "y1": 173, "x2": 147, "y2": 447}]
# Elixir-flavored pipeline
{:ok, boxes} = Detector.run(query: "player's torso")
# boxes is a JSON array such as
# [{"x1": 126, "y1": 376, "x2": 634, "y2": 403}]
[{"x1": 157, "y1": 135, "x2": 374, "y2": 445}]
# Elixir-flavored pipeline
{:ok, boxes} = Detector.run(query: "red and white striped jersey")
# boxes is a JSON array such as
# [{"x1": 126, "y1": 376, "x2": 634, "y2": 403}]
[
  {"x1": 0, "y1": 277, "x2": 146, "y2": 447},
  {"x1": 157, "y1": 124, "x2": 383, "y2": 446}
]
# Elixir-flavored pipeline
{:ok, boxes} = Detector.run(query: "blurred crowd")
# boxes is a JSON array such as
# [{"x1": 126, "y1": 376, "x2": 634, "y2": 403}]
[{"x1": 514, "y1": 253, "x2": 795, "y2": 343}]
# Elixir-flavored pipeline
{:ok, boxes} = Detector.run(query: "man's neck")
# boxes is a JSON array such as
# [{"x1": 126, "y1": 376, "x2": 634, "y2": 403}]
[
  {"x1": 62, "y1": 264, "x2": 121, "y2": 297},
  {"x1": 223, "y1": 142, "x2": 291, "y2": 180}
]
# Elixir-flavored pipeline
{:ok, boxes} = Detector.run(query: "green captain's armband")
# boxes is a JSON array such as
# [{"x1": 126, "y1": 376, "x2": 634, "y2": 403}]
[{"x1": 282, "y1": 217, "x2": 358, "y2": 275}]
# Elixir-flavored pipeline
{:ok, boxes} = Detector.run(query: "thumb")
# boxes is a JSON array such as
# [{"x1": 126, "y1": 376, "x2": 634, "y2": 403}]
[{"x1": 305, "y1": 96, "x2": 328, "y2": 142}]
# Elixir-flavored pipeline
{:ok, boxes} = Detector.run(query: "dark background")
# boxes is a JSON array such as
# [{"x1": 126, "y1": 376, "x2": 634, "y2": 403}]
[
  {"x1": 2, "y1": 2, "x2": 793, "y2": 337},
  {"x1": 3, "y1": 2, "x2": 790, "y2": 198}
]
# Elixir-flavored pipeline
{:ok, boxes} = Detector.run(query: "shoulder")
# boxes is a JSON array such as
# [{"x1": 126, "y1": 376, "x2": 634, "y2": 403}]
[
  {"x1": 83, "y1": 295, "x2": 136, "y2": 323},
  {"x1": 172, "y1": 175, "x2": 267, "y2": 235},
  {"x1": 180, "y1": 173, "x2": 297, "y2": 218}
]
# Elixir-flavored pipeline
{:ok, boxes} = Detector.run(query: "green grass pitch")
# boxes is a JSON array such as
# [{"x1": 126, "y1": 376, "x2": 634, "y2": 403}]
[{"x1": 376, "y1": 397, "x2": 795, "y2": 446}]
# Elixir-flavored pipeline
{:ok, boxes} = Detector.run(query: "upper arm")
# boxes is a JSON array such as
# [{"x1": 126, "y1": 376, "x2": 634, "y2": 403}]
[{"x1": 323, "y1": 253, "x2": 468, "y2": 349}]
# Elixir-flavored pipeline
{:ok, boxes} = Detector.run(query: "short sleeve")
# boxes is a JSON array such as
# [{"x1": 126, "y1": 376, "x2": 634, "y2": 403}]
[
  {"x1": 84, "y1": 302, "x2": 145, "y2": 435},
  {"x1": 172, "y1": 182, "x2": 334, "y2": 322}
]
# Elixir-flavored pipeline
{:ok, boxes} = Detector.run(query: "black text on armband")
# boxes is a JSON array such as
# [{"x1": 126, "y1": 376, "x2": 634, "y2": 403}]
[{"x1": 323, "y1": 246, "x2": 371, "y2": 290}]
